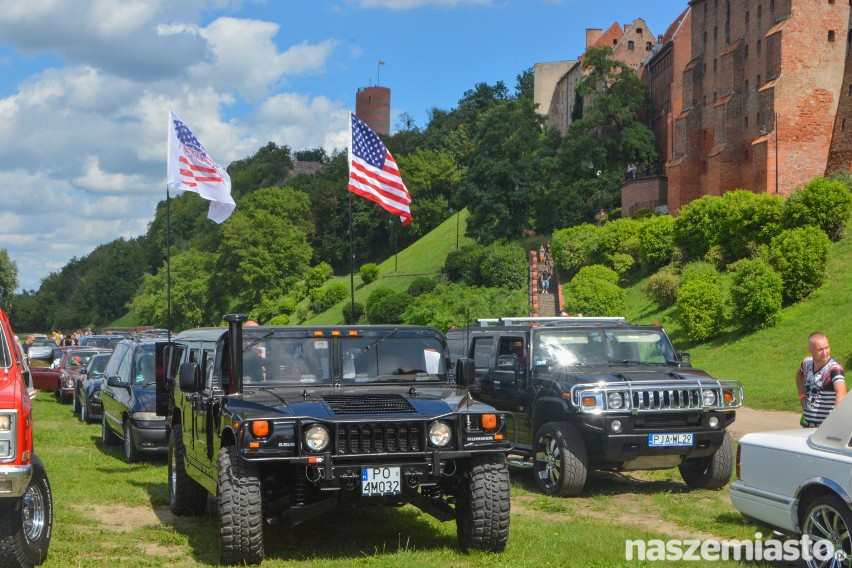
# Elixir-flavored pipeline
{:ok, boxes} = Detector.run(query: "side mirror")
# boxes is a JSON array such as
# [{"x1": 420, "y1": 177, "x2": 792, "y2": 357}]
[
  {"x1": 79, "y1": 369, "x2": 89, "y2": 377},
  {"x1": 106, "y1": 375, "x2": 126, "y2": 388},
  {"x1": 497, "y1": 354, "x2": 517, "y2": 370},
  {"x1": 456, "y1": 358, "x2": 475, "y2": 388},
  {"x1": 178, "y1": 362, "x2": 203, "y2": 393},
  {"x1": 675, "y1": 352, "x2": 691, "y2": 367}
]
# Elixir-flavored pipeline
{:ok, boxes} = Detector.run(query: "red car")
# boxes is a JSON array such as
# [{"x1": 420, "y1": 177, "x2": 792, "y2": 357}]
[
  {"x1": 55, "y1": 348, "x2": 112, "y2": 403},
  {"x1": 27, "y1": 346, "x2": 64, "y2": 391}
]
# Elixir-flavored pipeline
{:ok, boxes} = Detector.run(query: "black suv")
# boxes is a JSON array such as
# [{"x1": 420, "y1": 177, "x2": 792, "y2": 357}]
[
  {"x1": 100, "y1": 339, "x2": 169, "y2": 462},
  {"x1": 156, "y1": 315, "x2": 513, "y2": 565},
  {"x1": 447, "y1": 317, "x2": 743, "y2": 496}
]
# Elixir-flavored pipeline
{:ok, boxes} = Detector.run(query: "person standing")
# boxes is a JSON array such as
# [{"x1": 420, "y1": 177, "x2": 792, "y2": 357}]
[
  {"x1": 541, "y1": 269, "x2": 551, "y2": 294},
  {"x1": 23, "y1": 335, "x2": 35, "y2": 354},
  {"x1": 796, "y1": 332, "x2": 846, "y2": 427}
]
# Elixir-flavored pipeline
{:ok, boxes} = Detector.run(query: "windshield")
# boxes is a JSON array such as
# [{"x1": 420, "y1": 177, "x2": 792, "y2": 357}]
[
  {"x1": 243, "y1": 336, "x2": 331, "y2": 386},
  {"x1": 241, "y1": 333, "x2": 447, "y2": 386},
  {"x1": 341, "y1": 335, "x2": 445, "y2": 383},
  {"x1": 533, "y1": 328, "x2": 675, "y2": 367}
]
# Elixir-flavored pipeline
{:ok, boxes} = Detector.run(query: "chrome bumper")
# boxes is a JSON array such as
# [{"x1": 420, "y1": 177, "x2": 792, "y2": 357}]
[{"x1": 0, "y1": 464, "x2": 33, "y2": 498}]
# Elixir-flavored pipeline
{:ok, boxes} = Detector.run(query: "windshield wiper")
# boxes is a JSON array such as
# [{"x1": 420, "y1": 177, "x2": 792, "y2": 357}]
[
  {"x1": 353, "y1": 328, "x2": 399, "y2": 360},
  {"x1": 243, "y1": 331, "x2": 275, "y2": 353}
]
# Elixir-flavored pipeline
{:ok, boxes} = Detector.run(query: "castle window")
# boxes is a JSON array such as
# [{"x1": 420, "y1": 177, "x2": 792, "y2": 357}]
[
  {"x1": 758, "y1": 4, "x2": 762, "y2": 17},
  {"x1": 745, "y1": 116, "x2": 749, "y2": 128},
  {"x1": 770, "y1": 0, "x2": 775, "y2": 9},
  {"x1": 757, "y1": 39, "x2": 762, "y2": 54},
  {"x1": 628, "y1": 40, "x2": 635, "y2": 50},
  {"x1": 829, "y1": 30, "x2": 836, "y2": 42},
  {"x1": 714, "y1": 59, "x2": 718, "y2": 73},
  {"x1": 746, "y1": 11, "x2": 750, "y2": 25},
  {"x1": 745, "y1": 43, "x2": 749, "y2": 57},
  {"x1": 646, "y1": 41, "x2": 652, "y2": 51},
  {"x1": 636, "y1": 27, "x2": 643, "y2": 34},
  {"x1": 829, "y1": 0, "x2": 835, "y2": 4}
]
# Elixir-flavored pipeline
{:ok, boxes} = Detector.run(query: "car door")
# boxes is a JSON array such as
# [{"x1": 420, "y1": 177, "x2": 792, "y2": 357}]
[{"x1": 102, "y1": 343, "x2": 131, "y2": 435}]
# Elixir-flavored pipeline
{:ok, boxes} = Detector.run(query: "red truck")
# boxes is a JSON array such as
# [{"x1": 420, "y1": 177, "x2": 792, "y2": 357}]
[{"x1": 0, "y1": 308, "x2": 53, "y2": 567}]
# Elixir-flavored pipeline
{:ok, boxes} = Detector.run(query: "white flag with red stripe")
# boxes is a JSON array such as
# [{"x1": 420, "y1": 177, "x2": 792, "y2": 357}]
[
  {"x1": 167, "y1": 109, "x2": 235, "y2": 223},
  {"x1": 347, "y1": 112, "x2": 412, "y2": 225}
]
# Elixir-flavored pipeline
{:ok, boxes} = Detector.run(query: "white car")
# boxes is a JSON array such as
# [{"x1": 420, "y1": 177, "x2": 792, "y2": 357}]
[{"x1": 730, "y1": 394, "x2": 851, "y2": 566}]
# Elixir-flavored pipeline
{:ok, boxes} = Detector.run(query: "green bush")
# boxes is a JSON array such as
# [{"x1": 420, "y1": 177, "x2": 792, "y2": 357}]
[
  {"x1": 673, "y1": 195, "x2": 723, "y2": 261},
  {"x1": 782, "y1": 177, "x2": 852, "y2": 241},
  {"x1": 766, "y1": 227, "x2": 832, "y2": 304},
  {"x1": 479, "y1": 242, "x2": 528, "y2": 289},
  {"x1": 675, "y1": 263, "x2": 725, "y2": 342},
  {"x1": 644, "y1": 265, "x2": 680, "y2": 309},
  {"x1": 551, "y1": 223, "x2": 600, "y2": 278},
  {"x1": 638, "y1": 215, "x2": 676, "y2": 272},
  {"x1": 365, "y1": 287, "x2": 395, "y2": 322},
  {"x1": 597, "y1": 218, "x2": 641, "y2": 273},
  {"x1": 729, "y1": 259, "x2": 783, "y2": 330},
  {"x1": 359, "y1": 263, "x2": 379, "y2": 285},
  {"x1": 407, "y1": 276, "x2": 437, "y2": 297},
  {"x1": 308, "y1": 282, "x2": 348, "y2": 314},
  {"x1": 342, "y1": 301, "x2": 365, "y2": 324},
  {"x1": 444, "y1": 245, "x2": 486, "y2": 284},
  {"x1": 267, "y1": 314, "x2": 290, "y2": 326},
  {"x1": 367, "y1": 291, "x2": 409, "y2": 324},
  {"x1": 715, "y1": 190, "x2": 783, "y2": 263},
  {"x1": 564, "y1": 265, "x2": 625, "y2": 316},
  {"x1": 402, "y1": 283, "x2": 527, "y2": 331},
  {"x1": 305, "y1": 262, "x2": 334, "y2": 289}
]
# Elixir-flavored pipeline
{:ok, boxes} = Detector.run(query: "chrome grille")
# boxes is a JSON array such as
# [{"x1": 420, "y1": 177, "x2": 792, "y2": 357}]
[
  {"x1": 336, "y1": 422, "x2": 423, "y2": 455},
  {"x1": 632, "y1": 388, "x2": 702, "y2": 410}
]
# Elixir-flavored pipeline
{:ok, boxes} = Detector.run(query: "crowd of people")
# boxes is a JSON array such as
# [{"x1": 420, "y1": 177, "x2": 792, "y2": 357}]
[{"x1": 537, "y1": 243, "x2": 553, "y2": 295}]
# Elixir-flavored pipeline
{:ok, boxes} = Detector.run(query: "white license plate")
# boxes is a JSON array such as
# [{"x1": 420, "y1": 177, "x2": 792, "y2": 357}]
[
  {"x1": 648, "y1": 433, "x2": 693, "y2": 447},
  {"x1": 361, "y1": 467, "x2": 401, "y2": 497}
]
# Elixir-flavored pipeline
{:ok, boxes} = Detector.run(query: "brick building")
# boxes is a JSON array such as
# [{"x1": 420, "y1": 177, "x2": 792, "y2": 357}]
[
  {"x1": 646, "y1": 0, "x2": 852, "y2": 213},
  {"x1": 355, "y1": 86, "x2": 390, "y2": 135},
  {"x1": 537, "y1": 20, "x2": 655, "y2": 134}
]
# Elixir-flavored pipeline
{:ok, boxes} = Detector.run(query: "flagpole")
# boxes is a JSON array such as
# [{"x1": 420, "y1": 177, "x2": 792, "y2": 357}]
[
  {"x1": 348, "y1": 112, "x2": 356, "y2": 323},
  {"x1": 165, "y1": 109, "x2": 172, "y2": 342}
]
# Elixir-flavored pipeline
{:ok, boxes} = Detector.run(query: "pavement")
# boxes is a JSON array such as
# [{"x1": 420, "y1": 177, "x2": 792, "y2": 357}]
[{"x1": 728, "y1": 406, "x2": 801, "y2": 440}]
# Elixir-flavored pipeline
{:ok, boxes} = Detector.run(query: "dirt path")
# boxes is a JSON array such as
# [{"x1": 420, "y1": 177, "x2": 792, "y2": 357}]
[{"x1": 729, "y1": 406, "x2": 800, "y2": 439}]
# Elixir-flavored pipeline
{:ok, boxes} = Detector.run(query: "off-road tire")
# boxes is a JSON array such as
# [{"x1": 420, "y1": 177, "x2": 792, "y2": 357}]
[
  {"x1": 678, "y1": 430, "x2": 733, "y2": 490},
  {"x1": 456, "y1": 453, "x2": 511, "y2": 552},
  {"x1": 101, "y1": 415, "x2": 118, "y2": 446},
  {"x1": 123, "y1": 421, "x2": 139, "y2": 464},
  {"x1": 217, "y1": 446, "x2": 264, "y2": 565},
  {"x1": 801, "y1": 494, "x2": 852, "y2": 568},
  {"x1": 533, "y1": 421, "x2": 588, "y2": 496},
  {"x1": 169, "y1": 425, "x2": 207, "y2": 516},
  {"x1": 0, "y1": 455, "x2": 53, "y2": 567}
]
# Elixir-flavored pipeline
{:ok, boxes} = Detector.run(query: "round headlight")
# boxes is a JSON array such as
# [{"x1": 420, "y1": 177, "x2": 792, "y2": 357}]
[
  {"x1": 304, "y1": 424, "x2": 330, "y2": 452},
  {"x1": 607, "y1": 392, "x2": 624, "y2": 410},
  {"x1": 428, "y1": 421, "x2": 452, "y2": 447},
  {"x1": 702, "y1": 390, "x2": 717, "y2": 406}
]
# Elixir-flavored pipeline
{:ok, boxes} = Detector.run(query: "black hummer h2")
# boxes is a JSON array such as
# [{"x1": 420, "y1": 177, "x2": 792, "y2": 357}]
[
  {"x1": 447, "y1": 317, "x2": 743, "y2": 497},
  {"x1": 155, "y1": 315, "x2": 513, "y2": 565}
]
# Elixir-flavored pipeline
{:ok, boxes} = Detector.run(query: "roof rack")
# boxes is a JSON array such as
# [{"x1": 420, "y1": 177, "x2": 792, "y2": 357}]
[{"x1": 474, "y1": 316, "x2": 627, "y2": 327}]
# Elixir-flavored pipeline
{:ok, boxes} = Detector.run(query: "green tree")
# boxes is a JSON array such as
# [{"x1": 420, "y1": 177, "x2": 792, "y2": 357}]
[
  {"x1": 551, "y1": 223, "x2": 600, "y2": 278},
  {"x1": 216, "y1": 187, "x2": 313, "y2": 310},
  {"x1": 563, "y1": 265, "x2": 625, "y2": 316},
  {"x1": 782, "y1": 176, "x2": 852, "y2": 241},
  {"x1": 130, "y1": 250, "x2": 223, "y2": 330},
  {"x1": 714, "y1": 190, "x2": 783, "y2": 263},
  {"x1": 639, "y1": 215, "x2": 676, "y2": 271},
  {"x1": 766, "y1": 227, "x2": 832, "y2": 304},
  {"x1": 729, "y1": 259, "x2": 783, "y2": 330},
  {"x1": 0, "y1": 249, "x2": 18, "y2": 310},
  {"x1": 227, "y1": 142, "x2": 294, "y2": 199}
]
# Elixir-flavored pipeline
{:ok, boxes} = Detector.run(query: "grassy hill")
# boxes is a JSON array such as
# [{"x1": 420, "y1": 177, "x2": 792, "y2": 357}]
[
  {"x1": 302, "y1": 209, "x2": 475, "y2": 325},
  {"x1": 624, "y1": 233, "x2": 852, "y2": 413},
  {"x1": 307, "y1": 211, "x2": 852, "y2": 413}
]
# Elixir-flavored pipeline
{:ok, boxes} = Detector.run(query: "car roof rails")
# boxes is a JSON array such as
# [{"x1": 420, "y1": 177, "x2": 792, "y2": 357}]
[{"x1": 474, "y1": 316, "x2": 627, "y2": 327}]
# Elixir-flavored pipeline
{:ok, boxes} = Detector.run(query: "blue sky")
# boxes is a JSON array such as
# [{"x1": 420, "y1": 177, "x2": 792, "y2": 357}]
[{"x1": 0, "y1": 0, "x2": 682, "y2": 292}]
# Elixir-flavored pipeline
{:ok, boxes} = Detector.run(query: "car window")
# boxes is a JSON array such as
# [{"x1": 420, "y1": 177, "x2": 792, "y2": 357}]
[
  {"x1": 132, "y1": 350, "x2": 156, "y2": 385},
  {"x1": 117, "y1": 347, "x2": 134, "y2": 383},
  {"x1": 105, "y1": 343, "x2": 130, "y2": 378}
]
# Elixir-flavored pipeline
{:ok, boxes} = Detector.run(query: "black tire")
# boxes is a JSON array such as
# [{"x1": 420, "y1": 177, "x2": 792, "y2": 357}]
[
  {"x1": 217, "y1": 446, "x2": 264, "y2": 565},
  {"x1": 532, "y1": 421, "x2": 588, "y2": 496},
  {"x1": 0, "y1": 455, "x2": 54, "y2": 567},
  {"x1": 801, "y1": 494, "x2": 852, "y2": 568},
  {"x1": 169, "y1": 425, "x2": 207, "y2": 516},
  {"x1": 123, "y1": 421, "x2": 139, "y2": 464},
  {"x1": 72, "y1": 393, "x2": 80, "y2": 415},
  {"x1": 101, "y1": 415, "x2": 118, "y2": 446},
  {"x1": 679, "y1": 430, "x2": 733, "y2": 490},
  {"x1": 456, "y1": 453, "x2": 511, "y2": 553}
]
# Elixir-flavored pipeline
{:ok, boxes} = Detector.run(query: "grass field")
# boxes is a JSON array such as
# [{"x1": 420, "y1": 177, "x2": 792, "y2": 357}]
[{"x1": 32, "y1": 389, "x2": 775, "y2": 567}]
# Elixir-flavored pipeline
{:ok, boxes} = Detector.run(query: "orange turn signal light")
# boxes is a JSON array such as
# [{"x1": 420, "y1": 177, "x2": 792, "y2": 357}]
[
  {"x1": 251, "y1": 420, "x2": 269, "y2": 438},
  {"x1": 249, "y1": 442, "x2": 260, "y2": 449},
  {"x1": 582, "y1": 396, "x2": 597, "y2": 407},
  {"x1": 481, "y1": 414, "x2": 498, "y2": 430},
  {"x1": 723, "y1": 391, "x2": 734, "y2": 404}
]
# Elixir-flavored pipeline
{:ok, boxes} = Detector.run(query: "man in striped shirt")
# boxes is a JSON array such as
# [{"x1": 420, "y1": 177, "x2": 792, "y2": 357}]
[{"x1": 796, "y1": 332, "x2": 847, "y2": 427}]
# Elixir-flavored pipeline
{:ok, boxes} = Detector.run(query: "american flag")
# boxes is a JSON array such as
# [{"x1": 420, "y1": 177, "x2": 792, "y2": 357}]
[
  {"x1": 347, "y1": 113, "x2": 412, "y2": 226},
  {"x1": 167, "y1": 110, "x2": 235, "y2": 224}
]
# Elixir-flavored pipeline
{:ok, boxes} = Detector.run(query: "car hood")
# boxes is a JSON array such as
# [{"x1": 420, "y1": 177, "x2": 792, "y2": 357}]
[
  {"x1": 130, "y1": 385, "x2": 157, "y2": 413},
  {"x1": 559, "y1": 367, "x2": 715, "y2": 384},
  {"x1": 226, "y1": 384, "x2": 485, "y2": 420}
]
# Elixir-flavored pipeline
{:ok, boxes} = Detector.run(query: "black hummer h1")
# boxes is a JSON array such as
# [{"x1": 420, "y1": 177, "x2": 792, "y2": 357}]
[
  {"x1": 447, "y1": 317, "x2": 743, "y2": 497},
  {"x1": 155, "y1": 315, "x2": 513, "y2": 565}
]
